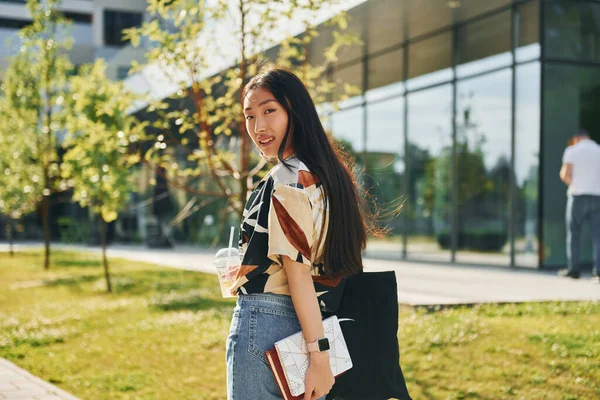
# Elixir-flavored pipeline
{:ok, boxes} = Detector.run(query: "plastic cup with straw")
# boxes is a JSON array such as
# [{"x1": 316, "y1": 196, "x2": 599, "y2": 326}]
[{"x1": 213, "y1": 226, "x2": 241, "y2": 298}]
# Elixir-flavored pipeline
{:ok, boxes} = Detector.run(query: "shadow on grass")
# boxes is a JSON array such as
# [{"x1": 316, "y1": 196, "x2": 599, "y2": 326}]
[
  {"x1": 45, "y1": 274, "x2": 100, "y2": 287},
  {"x1": 54, "y1": 259, "x2": 102, "y2": 268},
  {"x1": 17, "y1": 252, "x2": 234, "y2": 311},
  {"x1": 110, "y1": 269, "x2": 217, "y2": 296},
  {"x1": 94, "y1": 268, "x2": 233, "y2": 312},
  {"x1": 151, "y1": 294, "x2": 233, "y2": 313}
]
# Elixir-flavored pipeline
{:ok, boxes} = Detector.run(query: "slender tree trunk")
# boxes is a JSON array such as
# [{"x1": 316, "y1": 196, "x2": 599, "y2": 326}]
[
  {"x1": 8, "y1": 220, "x2": 14, "y2": 257},
  {"x1": 99, "y1": 217, "x2": 112, "y2": 293},
  {"x1": 42, "y1": 37, "x2": 56, "y2": 271},
  {"x1": 41, "y1": 195, "x2": 51, "y2": 270}
]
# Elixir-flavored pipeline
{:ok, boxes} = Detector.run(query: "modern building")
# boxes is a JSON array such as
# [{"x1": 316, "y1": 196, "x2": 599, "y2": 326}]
[
  {"x1": 306, "y1": 0, "x2": 598, "y2": 270},
  {"x1": 105, "y1": 0, "x2": 600, "y2": 269},
  {"x1": 3, "y1": 0, "x2": 599, "y2": 269},
  {"x1": 125, "y1": 0, "x2": 599, "y2": 269},
  {"x1": 0, "y1": 0, "x2": 147, "y2": 81}
]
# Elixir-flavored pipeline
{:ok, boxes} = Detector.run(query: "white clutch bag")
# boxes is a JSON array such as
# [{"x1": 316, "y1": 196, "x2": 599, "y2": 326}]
[{"x1": 267, "y1": 315, "x2": 353, "y2": 398}]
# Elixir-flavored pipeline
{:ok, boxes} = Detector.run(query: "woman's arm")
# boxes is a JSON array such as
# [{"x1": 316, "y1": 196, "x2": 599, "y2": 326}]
[{"x1": 282, "y1": 255, "x2": 334, "y2": 400}]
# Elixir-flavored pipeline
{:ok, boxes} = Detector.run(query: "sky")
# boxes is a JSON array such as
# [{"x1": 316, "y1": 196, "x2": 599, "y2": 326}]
[{"x1": 125, "y1": 0, "x2": 368, "y2": 110}]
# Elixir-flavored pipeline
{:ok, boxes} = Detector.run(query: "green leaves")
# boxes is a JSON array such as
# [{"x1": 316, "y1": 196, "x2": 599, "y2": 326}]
[
  {"x1": 63, "y1": 59, "x2": 143, "y2": 223},
  {"x1": 0, "y1": 96, "x2": 42, "y2": 220},
  {"x1": 0, "y1": 0, "x2": 74, "y2": 223}
]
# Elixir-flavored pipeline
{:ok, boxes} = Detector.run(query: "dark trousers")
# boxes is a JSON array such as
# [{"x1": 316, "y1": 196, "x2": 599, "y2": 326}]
[{"x1": 566, "y1": 195, "x2": 600, "y2": 276}]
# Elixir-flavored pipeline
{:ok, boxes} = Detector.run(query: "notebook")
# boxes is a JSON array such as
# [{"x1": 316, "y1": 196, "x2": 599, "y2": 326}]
[{"x1": 265, "y1": 316, "x2": 353, "y2": 400}]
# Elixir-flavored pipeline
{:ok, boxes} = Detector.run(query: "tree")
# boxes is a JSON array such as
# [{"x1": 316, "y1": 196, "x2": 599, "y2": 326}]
[
  {"x1": 123, "y1": 0, "x2": 359, "y2": 232},
  {"x1": 1, "y1": 0, "x2": 73, "y2": 269},
  {"x1": 0, "y1": 95, "x2": 42, "y2": 256},
  {"x1": 62, "y1": 59, "x2": 145, "y2": 293}
]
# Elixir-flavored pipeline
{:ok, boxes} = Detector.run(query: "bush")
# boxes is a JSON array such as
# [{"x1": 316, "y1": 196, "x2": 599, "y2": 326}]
[{"x1": 57, "y1": 216, "x2": 91, "y2": 244}]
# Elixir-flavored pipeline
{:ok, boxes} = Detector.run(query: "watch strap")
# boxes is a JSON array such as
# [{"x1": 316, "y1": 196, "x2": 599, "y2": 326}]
[
  {"x1": 307, "y1": 340, "x2": 319, "y2": 352},
  {"x1": 307, "y1": 337, "x2": 329, "y2": 352}
]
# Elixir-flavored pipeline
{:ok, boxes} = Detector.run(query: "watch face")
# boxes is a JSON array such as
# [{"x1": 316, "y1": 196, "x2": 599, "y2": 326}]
[{"x1": 318, "y1": 338, "x2": 330, "y2": 352}]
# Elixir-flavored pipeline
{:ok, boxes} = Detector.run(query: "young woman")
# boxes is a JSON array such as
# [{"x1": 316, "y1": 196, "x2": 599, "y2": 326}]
[{"x1": 226, "y1": 67, "x2": 368, "y2": 400}]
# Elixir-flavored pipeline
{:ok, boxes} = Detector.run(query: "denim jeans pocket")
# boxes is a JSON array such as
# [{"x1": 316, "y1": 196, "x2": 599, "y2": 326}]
[{"x1": 248, "y1": 305, "x2": 301, "y2": 365}]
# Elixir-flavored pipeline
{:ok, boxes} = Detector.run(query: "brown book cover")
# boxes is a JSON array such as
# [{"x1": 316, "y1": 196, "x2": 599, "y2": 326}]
[
  {"x1": 265, "y1": 348, "x2": 303, "y2": 400},
  {"x1": 266, "y1": 347, "x2": 350, "y2": 400}
]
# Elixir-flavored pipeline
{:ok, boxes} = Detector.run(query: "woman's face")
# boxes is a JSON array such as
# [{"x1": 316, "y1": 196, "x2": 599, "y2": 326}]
[{"x1": 243, "y1": 87, "x2": 292, "y2": 159}]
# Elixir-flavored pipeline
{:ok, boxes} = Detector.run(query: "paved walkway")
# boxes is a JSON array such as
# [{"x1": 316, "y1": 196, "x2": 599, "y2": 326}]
[
  {"x1": 0, "y1": 358, "x2": 78, "y2": 400},
  {"x1": 2, "y1": 242, "x2": 599, "y2": 307}
]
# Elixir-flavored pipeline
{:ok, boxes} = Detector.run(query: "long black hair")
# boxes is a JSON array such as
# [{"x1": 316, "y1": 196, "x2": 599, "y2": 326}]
[{"x1": 243, "y1": 66, "x2": 367, "y2": 277}]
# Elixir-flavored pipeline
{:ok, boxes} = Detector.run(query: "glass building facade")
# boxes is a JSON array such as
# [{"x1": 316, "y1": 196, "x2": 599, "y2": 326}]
[{"x1": 317, "y1": 0, "x2": 600, "y2": 268}]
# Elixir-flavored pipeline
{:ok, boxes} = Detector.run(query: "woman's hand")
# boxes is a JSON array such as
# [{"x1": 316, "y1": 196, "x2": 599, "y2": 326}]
[
  {"x1": 281, "y1": 256, "x2": 334, "y2": 399},
  {"x1": 304, "y1": 351, "x2": 334, "y2": 400}
]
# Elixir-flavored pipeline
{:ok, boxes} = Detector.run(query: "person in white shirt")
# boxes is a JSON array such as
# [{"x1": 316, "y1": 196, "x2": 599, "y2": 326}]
[{"x1": 559, "y1": 130, "x2": 600, "y2": 283}]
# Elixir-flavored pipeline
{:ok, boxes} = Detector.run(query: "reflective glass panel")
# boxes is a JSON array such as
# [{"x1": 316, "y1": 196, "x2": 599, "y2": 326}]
[
  {"x1": 366, "y1": 48, "x2": 404, "y2": 101},
  {"x1": 407, "y1": 0, "x2": 510, "y2": 39},
  {"x1": 542, "y1": 64, "x2": 600, "y2": 267},
  {"x1": 331, "y1": 105, "x2": 365, "y2": 155},
  {"x1": 452, "y1": 0, "x2": 511, "y2": 22},
  {"x1": 335, "y1": 1, "x2": 366, "y2": 65},
  {"x1": 308, "y1": 24, "x2": 334, "y2": 66},
  {"x1": 455, "y1": 69, "x2": 512, "y2": 265},
  {"x1": 515, "y1": 62, "x2": 540, "y2": 267},
  {"x1": 364, "y1": 97, "x2": 405, "y2": 258},
  {"x1": 367, "y1": 0, "x2": 404, "y2": 54},
  {"x1": 456, "y1": 11, "x2": 512, "y2": 78},
  {"x1": 407, "y1": 32, "x2": 453, "y2": 90},
  {"x1": 516, "y1": 0, "x2": 540, "y2": 62},
  {"x1": 545, "y1": 0, "x2": 600, "y2": 62},
  {"x1": 333, "y1": 62, "x2": 364, "y2": 105},
  {"x1": 406, "y1": 84, "x2": 452, "y2": 262},
  {"x1": 407, "y1": 0, "x2": 453, "y2": 39}
]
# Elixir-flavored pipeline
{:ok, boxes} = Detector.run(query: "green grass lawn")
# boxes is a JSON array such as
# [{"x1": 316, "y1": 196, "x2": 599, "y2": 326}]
[{"x1": 1, "y1": 250, "x2": 599, "y2": 400}]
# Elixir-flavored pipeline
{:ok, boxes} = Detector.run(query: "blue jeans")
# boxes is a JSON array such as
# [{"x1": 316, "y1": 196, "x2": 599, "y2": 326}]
[
  {"x1": 226, "y1": 293, "x2": 326, "y2": 400},
  {"x1": 566, "y1": 195, "x2": 600, "y2": 276}
]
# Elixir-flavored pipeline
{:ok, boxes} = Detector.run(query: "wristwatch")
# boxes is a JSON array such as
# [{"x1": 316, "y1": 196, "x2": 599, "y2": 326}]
[{"x1": 307, "y1": 337, "x2": 330, "y2": 353}]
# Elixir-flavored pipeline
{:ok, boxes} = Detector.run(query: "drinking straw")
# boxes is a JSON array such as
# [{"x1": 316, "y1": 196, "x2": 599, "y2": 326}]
[{"x1": 228, "y1": 226, "x2": 235, "y2": 263}]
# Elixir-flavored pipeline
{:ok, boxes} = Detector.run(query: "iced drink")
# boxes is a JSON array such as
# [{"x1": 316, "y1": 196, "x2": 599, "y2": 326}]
[{"x1": 214, "y1": 247, "x2": 240, "y2": 298}]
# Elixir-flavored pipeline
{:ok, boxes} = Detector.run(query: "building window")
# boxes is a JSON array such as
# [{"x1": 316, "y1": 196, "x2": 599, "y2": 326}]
[
  {"x1": 103, "y1": 10, "x2": 142, "y2": 47},
  {"x1": 117, "y1": 66, "x2": 130, "y2": 80},
  {"x1": 365, "y1": 96, "x2": 405, "y2": 258},
  {"x1": 455, "y1": 69, "x2": 512, "y2": 265},
  {"x1": 407, "y1": 32, "x2": 453, "y2": 90},
  {"x1": 366, "y1": 0, "x2": 404, "y2": 55},
  {"x1": 456, "y1": 11, "x2": 512, "y2": 78},
  {"x1": 545, "y1": 0, "x2": 600, "y2": 62},
  {"x1": 516, "y1": 0, "x2": 540, "y2": 62},
  {"x1": 366, "y1": 48, "x2": 404, "y2": 100},
  {"x1": 332, "y1": 62, "x2": 364, "y2": 106},
  {"x1": 62, "y1": 12, "x2": 93, "y2": 24},
  {"x1": 0, "y1": 18, "x2": 30, "y2": 30},
  {"x1": 331, "y1": 105, "x2": 365, "y2": 156},
  {"x1": 542, "y1": 64, "x2": 600, "y2": 267},
  {"x1": 515, "y1": 62, "x2": 540, "y2": 267},
  {"x1": 406, "y1": 84, "x2": 453, "y2": 262}
]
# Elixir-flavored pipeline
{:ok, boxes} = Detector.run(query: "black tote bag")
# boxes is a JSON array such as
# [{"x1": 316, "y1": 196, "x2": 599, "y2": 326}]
[{"x1": 326, "y1": 271, "x2": 412, "y2": 400}]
